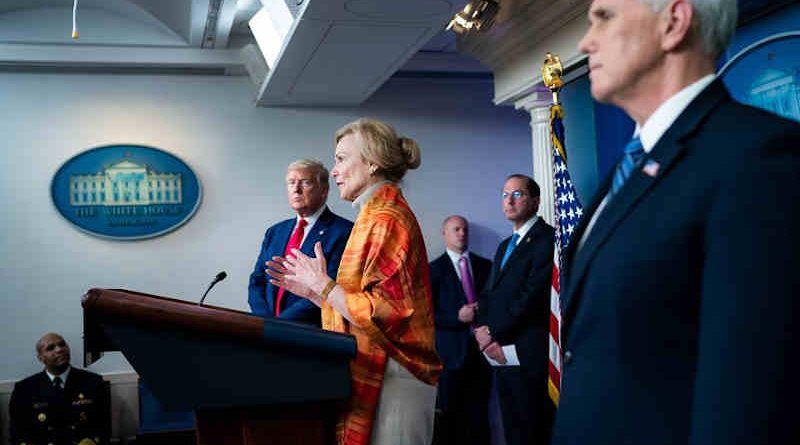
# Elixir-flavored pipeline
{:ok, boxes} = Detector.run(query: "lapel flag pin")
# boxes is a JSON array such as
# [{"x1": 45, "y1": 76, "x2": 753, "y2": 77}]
[{"x1": 642, "y1": 159, "x2": 660, "y2": 177}]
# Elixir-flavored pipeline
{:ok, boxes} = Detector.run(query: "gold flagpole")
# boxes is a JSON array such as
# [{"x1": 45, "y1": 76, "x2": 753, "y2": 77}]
[
  {"x1": 542, "y1": 52, "x2": 563, "y2": 105},
  {"x1": 543, "y1": 52, "x2": 566, "y2": 160}
]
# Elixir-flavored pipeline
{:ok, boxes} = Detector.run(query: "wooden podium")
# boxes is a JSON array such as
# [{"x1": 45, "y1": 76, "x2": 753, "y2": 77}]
[{"x1": 82, "y1": 288, "x2": 356, "y2": 445}]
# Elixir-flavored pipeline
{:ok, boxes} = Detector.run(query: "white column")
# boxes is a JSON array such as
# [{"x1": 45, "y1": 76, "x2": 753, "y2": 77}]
[{"x1": 515, "y1": 88, "x2": 555, "y2": 226}]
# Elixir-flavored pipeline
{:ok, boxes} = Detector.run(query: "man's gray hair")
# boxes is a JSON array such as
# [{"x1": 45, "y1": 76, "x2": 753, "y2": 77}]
[
  {"x1": 287, "y1": 159, "x2": 330, "y2": 188},
  {"x1": 641, "y1": 0, "x2": 737, "y2": 58}
]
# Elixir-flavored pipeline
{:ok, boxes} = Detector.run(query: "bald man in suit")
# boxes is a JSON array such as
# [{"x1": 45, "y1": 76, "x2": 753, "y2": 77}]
[{"x1": 430, "y1": 215, "x2": 493, "y2": 445}]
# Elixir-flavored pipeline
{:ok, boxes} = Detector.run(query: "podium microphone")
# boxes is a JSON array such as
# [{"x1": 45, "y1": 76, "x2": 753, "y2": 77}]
[{"x1": 199, "y1": 271, "x2": 227, "y2": 305}]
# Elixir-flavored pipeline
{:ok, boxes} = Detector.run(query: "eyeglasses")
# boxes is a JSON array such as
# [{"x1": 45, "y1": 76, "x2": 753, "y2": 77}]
[{"x1": 502, "y1": 190, "x2": 528, "y2": 200}]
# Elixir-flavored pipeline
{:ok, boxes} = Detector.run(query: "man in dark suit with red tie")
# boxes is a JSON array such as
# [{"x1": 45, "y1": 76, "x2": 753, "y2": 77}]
[
  {"x1": 430, "y1": 215, "x2": 493, "y2": 445},
  {"x1": 248, "y1": 159, "x2": 352, "y2": 326}
]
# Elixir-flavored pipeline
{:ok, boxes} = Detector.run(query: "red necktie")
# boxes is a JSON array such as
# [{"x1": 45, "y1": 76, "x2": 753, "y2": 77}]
[{"x1": 275, "y1": 218, "x2": 307, "y2": 316}]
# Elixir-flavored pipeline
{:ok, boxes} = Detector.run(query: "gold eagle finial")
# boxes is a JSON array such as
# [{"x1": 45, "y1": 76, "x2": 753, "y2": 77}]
[{"x1": 542, "y1": 52, "x2": 564, "y2": 104}]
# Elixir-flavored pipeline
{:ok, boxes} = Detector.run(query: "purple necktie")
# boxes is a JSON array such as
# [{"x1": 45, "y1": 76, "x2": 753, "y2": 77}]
[{"x1": 459, "y1": 256, "x2": 478, "y2": 304}]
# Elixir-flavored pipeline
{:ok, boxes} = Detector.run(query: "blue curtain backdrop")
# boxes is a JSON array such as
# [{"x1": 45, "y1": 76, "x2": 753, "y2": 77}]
[{"x1": 560, "y1": 73, "x2": 633, "y2": 204}]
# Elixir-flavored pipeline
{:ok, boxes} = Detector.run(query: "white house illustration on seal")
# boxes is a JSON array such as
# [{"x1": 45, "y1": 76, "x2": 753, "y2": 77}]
[
  {"x1": 69, "y1": 160, "x2": 182, "y2": 206},
  {"x1": 748, "y1": 67, "x2": 800, "y2": 122}
]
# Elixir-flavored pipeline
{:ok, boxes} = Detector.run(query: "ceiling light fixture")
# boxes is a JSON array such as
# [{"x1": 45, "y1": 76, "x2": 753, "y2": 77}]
[
  {"x1": 446, "y1": 0, "x2": 499, "y2": 34},
  {"x1": 249, "y1": 0, "x2": 294, "y2": 69}
]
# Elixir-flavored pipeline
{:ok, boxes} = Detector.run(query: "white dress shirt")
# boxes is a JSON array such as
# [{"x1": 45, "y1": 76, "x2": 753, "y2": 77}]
[
  {"x1": 294, "y1": 204, "x2": 327, "y2": 246},
  {"x1": 446, "y1": 249, "x2": 473, "y2": 281},
  {"x1": 512, "y1": 215, "x2": 539, "y2": 243},
  {"x1": 46, "y1": 366, "x2": 71, "y2": 386}
]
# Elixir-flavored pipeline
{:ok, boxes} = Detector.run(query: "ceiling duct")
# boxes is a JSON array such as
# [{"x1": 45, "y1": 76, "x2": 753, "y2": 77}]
[{"x1": 249, "y1": 0, "x2": 463, "y2": 106}]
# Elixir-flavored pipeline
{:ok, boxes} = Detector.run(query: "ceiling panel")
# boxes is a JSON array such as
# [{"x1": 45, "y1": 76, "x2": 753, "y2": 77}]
[
  {"x1": 290, "y1": 23, "x2": 431, "y2": 98},
  {"x1": 0, "y1": 0, "x2": 786, "y2": 106}
]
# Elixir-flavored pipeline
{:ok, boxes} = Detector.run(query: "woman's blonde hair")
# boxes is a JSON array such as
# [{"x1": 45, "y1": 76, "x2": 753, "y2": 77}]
[{"x1": 335, "y1": 118, "x2": 421, "y2": 182}]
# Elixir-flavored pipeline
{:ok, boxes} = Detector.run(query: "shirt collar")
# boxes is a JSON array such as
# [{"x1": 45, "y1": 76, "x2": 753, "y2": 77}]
[
  {"x1": 46, "y1": 366, "x2": 71, "y2": 384},
  {"x1": 445, "y1": 248, "x2": 469, "y2": 265},
  {"x1": 513, "y1": 215, "x2": 539, "y2": 240},
  {"x1": 353, "y1": 180, "x2": 392, "y2": 211},
  {"x1": 637, "y1": 74, "x2": 716, "y2": 152},
  {"x1": 297, "y1": 204, "x2": 326, "y2": 229}
]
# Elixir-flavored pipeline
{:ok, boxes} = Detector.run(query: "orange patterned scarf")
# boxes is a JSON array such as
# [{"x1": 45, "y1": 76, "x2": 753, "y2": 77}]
[{"x1": 322, "y1": 183, "x2": 441, "y2": 445}]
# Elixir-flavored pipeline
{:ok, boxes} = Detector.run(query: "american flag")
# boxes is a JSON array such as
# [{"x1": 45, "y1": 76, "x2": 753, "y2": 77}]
[{"x1": 548, "y1": 103, "x2": 583, "y2": 406}]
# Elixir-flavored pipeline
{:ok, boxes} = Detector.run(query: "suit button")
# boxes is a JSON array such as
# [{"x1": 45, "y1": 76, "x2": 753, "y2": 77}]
[{"x1": 563, "y1": 350, "x2": 573, "y2": 365}]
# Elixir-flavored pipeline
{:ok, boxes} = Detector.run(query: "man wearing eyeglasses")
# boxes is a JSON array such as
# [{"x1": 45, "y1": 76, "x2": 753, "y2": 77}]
[
  {"x1": 475, "y1": 174, "x2": 555, "y2": 445},
  {"x1": 248, "y1": 159, "x2": 353, "y2": 325}
]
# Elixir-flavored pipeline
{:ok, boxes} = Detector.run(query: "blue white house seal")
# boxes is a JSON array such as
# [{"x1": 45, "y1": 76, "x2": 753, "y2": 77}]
[{"x1": 51, "y1": 145, "x2": 202, "y2": 240}]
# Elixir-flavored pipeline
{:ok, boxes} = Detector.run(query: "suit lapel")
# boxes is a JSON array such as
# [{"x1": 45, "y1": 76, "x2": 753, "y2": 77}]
[
  {"x1": 38, "y1": 371, "x2": 51, "y2": 393},
  {"x1": 274, "y1": 220, "x2": 295, "y2": 254},
  {"x1": 490, "y1": 219, "x2": 543, "y2": 289},
  {"x1": 301, "y1": 207, "x2": 332, "y2": 254},
  {"x1": 487, "y1": 239, "x2": 507, "y2": 290},
  {"x1": 468, "y1": 252, "x2": 487, "y2": 289},
  {"x1": 562, "y1": 80, "x2": 729, "y2": 318},
  {"x1": 63, "y1": 369, "x2": 82, "y2": 393},
  {"x1": 444, "y1": 255, "x2": 466, "y2": 302},
  {"x1": 272, "y1": 208, "x2": 334, "y2": 309}
]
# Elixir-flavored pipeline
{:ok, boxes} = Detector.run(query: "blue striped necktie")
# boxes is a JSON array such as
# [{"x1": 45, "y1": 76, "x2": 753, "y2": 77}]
[
  {"x1": 500, "y1": 233, "x2": 520, "y2": 269},
  {"x1": 610, "y1": 137, "x2": 645, "y2": 197}
]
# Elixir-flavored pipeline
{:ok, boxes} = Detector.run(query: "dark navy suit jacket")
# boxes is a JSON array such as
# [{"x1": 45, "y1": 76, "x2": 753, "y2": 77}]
[
  {"x1": 430, "y1": 251, "x2": 493, "y2": 444},
  {"x1": 430, "y1": 251, "x2": 492, "y2": 371},
  {"x1": 10, "y1": 368, "x2": 110, "y2": 445},
  {"x1": 248, "y1": 206, "x2": 352, "y2": 326},
  {"x1": 478, "y1": 218, "x2": 554, "y2": 369},
  {"x1": 478, "y1": 217, "x2": 555, "y2": 445},
  {"x1": 553, "y1": 80, "x2": 800, "y2": 445}
]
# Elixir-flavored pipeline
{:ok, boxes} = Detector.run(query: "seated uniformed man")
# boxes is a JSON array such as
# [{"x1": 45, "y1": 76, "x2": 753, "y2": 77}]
[{"x1": 9, "y1": 333, "x2": 110, "y2": 445}]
